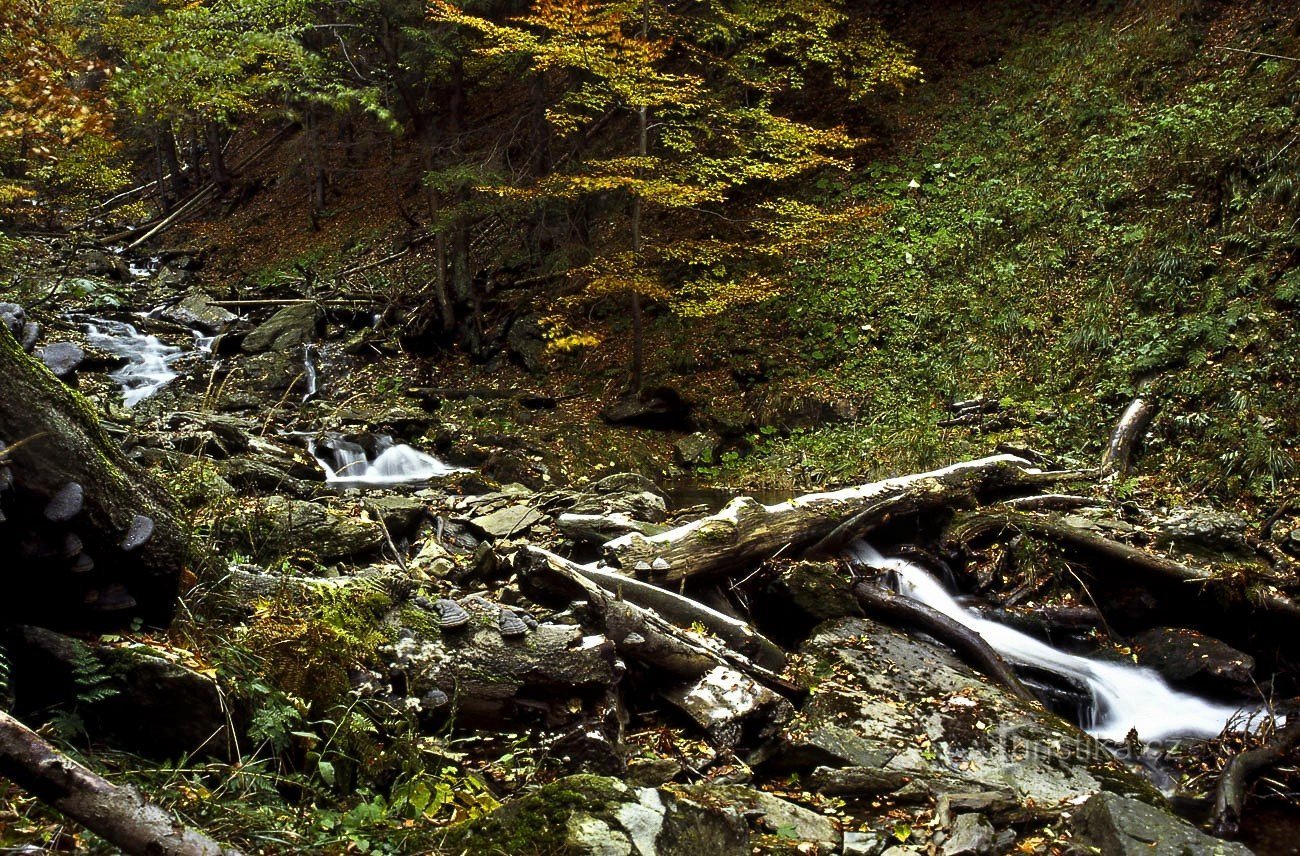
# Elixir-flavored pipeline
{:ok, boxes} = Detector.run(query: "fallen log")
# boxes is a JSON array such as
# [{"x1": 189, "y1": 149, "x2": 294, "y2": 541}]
[
  {"x1": 0, "y1": 710, "x2": 242, "y2": 856},
  {"x1": 1212, "y1": 712, "x2": 1300, "y2": 839},
  {"x1": 0, "y1": 325, "x2": 188, "y2": 627},
  {"x1": 518, "y1": 548, "x2": 801, "y2": 697},
  {"x1": 851, "y1": 581, "x2": 1037, "y2": 703},
  {"x1": 603, "y1": 455, "x2": 1075, "y2": 583},
  {"x1": 570, "y1": 563, "x2": 787, "y2": 671},
  {"x1": 948, "y1": 512, "x2": 1300, "y2": 640}
]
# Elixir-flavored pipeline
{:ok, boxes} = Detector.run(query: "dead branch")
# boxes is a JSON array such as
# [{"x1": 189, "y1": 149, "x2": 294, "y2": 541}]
[
  {"x1": 851, "y1": 581, "x2": 1037, "y2": 703},
  {"x1": 0, "y1": 710, "x2": 243, "y2": 856},
  {"x1": 1212, "y1": 712, "x2": 1300, "y2": 839}
]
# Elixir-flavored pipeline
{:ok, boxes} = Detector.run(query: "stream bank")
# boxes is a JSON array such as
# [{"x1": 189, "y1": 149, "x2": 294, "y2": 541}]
[{"x1": 3, "y1": 264, "x2": 1299, "y2": 852}]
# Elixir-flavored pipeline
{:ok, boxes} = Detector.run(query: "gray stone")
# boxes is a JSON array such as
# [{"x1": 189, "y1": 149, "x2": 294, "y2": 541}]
[
  {"x1": 1071, "y1": 792, "x2": 1253, "y2": 855},
  {"x1": 762, "y1": 618, "x2": 1158, "y2": 805},
  {"x1": 1153, "y1": 507, "x2": 1250, "y2": 551},
  {"x1": 673, "y1": 784, "x2": 838, "y2": 851},
  {"x1": 566, "y1": 813, "x2": 632, "y2": 856},
  {"x1": 159, "y1": 291, "x2": 237, "y2": 333},
  {"x1": 241, "y1": 303, "x2": 323, "y2": 353},
  {"x1": 675, "y1": 432, "x2": 720, "y2": 466},
  {"x1": 940, "y1": 813, "x2": 994, "y2": 856},
  {"x1": 364, "y1": 495, "x2": 427, "y2": 535},
  {"x1": 76, "y1": 248, "x2": 131, "y2": 280},
  {"x1": 660, "y1": 666, "x2": 791, "y2": 748},
  {"x1": 37, "y1": 342, "x2": 85, "y2": 378},
  {"x1": 213, "y1": 495, "x2": 384, "y2": 562},
  {"x1": 843, "y1": 830, "x2": 887, "y2": 856},
  {"x1": 470, "y1": 504, "x2": 545, "y2": 539},
  {"x1": 1133, "y1": 627, "x2": 1255, "y2": 695}
]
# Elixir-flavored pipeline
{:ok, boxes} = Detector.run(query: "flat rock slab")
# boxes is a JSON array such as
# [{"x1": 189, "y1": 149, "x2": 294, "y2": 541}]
[
  {"x1": 241, "y1": 303, "x2": 322, "y2": 353},
  {"x1": 764, "y1": 617, "x2": 1157, "y2": 807},
  {"x1": 470, "y1": 504, "x2": 544, "y2": 539},
  {"x1": 37, "y1": 342, "x2": 85, "y2": 378},
  {"x1": 1071, "y1": 792, "x2": 1253, "y2": 855},
  {"x1": 159, "y1": 291, "x2": 237, "y2": 334}
]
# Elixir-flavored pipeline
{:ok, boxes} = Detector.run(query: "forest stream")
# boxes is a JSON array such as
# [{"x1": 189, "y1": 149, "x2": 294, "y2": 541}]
[{"x1": 6, "y1": 1, "x2": 1300, "y2": 854}]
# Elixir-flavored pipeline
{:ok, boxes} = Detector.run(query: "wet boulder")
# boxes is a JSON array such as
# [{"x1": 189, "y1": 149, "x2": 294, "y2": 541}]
[
  {"x1": 213, "y1": 495, "x2": 385, "y2": 562},
  {"x1": 241, "y1": 302, "x2": 323, "y2": 353},
  {"x1": 1133, "y1": 627, "x2": 1255, "y2": 696},
  {"x1": 601, "y1": 386, "x2": 693, "y2": 431},
  {"x1": 382, "y1": 610, "x2": 617, "y2": 724},
  {"x1": 675, "y1": 432, "x2": 720, "y2": 467},
  {"x1": 444, "y1": 774, "x2": 840, "y2": 856},
  {"x1": 213, "y1": 351, "x2": 304, "y2": 410},
  {"x1": 9, "y1": 626, "x2": 237, "y2": 759},
  {"x1": 158, "y1": 291, "x2": 238, "y2": 334},
  {"x1": 1070, "y1": 792, "x2": 1252, "y2": 856},
  {"x1": 36, "y1": 342, "x2": 85, "y2": 378},
  {"x1": 756, "y1": 617, "x2": 1158, "y2": 807}
]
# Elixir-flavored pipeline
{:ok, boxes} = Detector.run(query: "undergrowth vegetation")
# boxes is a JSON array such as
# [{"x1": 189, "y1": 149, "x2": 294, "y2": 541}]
[{"x1": 736, "y1": 0, "x2": 1300, "y2": 503}]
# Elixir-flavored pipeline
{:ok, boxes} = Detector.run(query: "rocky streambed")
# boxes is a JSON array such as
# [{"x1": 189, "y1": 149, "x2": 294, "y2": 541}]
[{"x1": 3, "y1": 262, "x2": 1299, "y2": 854}]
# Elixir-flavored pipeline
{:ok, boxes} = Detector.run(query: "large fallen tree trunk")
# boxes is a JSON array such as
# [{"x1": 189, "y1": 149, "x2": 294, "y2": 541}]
[
  {"x1": 0, "y1": 710, "x2": 242, "y2": 855},
  {"x1": 603, "y1": 455, "x2": 1075, "y2": 583},
  {"x1": 0, "y1": 325, "x2": 188, "y2": 627}
]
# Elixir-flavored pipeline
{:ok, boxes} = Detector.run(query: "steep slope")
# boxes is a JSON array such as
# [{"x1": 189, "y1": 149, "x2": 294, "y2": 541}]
[{"x1": 737, "y1": 0, "x2": 1300, "y2": 506}]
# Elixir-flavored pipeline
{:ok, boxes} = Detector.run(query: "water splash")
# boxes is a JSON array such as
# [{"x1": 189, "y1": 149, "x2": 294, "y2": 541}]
[
  {"x1": 846, "y1": 541, "x2": 1256, "y2": 742},
  {"x1": 85, "y1": 319, "x2": 183, "y2": 407},
  {"x1": 311, "y1": 434, "x2": 460, "y2": 485}
]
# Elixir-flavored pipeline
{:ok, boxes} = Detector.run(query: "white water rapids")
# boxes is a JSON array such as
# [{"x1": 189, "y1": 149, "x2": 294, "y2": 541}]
[
  {"x1": 846, "y1": 541, "x2": 1258, "y2": 742},
  {"x1": 311, "y1": 434, "x2": 461, "y2": 485},
  {"x1": 85, "y1": 319, "x2": 183, "y2": 407}
]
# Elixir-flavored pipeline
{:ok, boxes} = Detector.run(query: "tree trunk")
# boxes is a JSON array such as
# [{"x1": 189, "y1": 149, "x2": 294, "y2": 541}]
[
  {"x1": 203, "y1": 121, "x2": 229, "y2": 191},
  {"x1": 0, "y1": 710, "x2": 241, "y2": 856},
  {"x1": 603, "y1": 455, "x2": 1067, "y2": 582},
  {"x1": 0, "y1": 326, "x2": 188, "y2": 629}
]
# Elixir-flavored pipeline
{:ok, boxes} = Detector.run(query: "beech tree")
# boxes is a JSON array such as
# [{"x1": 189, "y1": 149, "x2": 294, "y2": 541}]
[
  {"x1": 432, "y1": 0, "x2": 917, "y2": 391},
  {"x1": 0, "y1": 0, "x2": 123, "y2": 220}
]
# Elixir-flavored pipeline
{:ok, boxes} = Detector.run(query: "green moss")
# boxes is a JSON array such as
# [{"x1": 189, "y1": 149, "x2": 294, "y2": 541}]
[{"x1": 442, "y1": 775, "x2": 632, "y2": 855}]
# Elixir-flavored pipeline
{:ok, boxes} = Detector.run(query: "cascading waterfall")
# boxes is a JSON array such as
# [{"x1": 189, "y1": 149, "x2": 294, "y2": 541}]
[
  {"x1": 846, "y1": 541, "x2": 1258, "y2": 742},
  {"x1": 311, "y1": 434, "x2": 461, "y2": 485},
  {"x1": 302, "y1": 344, "x2": 319, "y2": 402},
  {"x1": 85, "y1": 319, "x2": 183, "y2": 407}
]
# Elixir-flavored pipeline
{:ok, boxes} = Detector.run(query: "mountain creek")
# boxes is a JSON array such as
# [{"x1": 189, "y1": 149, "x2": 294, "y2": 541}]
[
  {"x1": 2, "y1": 239, "x2": 1299, "y2": 855},
  {"x1": 6, "y1": 0, "x2": 1300, "y2": 852}
]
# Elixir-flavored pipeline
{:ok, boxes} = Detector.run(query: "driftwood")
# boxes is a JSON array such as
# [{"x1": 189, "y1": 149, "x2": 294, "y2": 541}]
[
  {"x1": 1100, "y1": 397, "x2": 1156, "y2": 478},
  {"x1": 852, "y1": 581, "x2": 1037, "y2": 703},
  {"x1": 571, "y1": 563, "x2": 786, "y2": 671},
  {"x1": 603, "y1": 455, "x2": 1074, "y2": 582},
  {"x1": 1212, "y1": 712, "x2": 1300, "y2": 839},
  {"x1": 0, "y1": 710, "x2": 242, "y2": 856},
  {"x1": 949, "y1": 512, "x2": 1300, "y2": 627},
  {"x1": 519, "y1": 548, "x2": 801, "y2": 697},
  {"x1": 0, "y1": 325, "x2": 188, "y2": 627}
]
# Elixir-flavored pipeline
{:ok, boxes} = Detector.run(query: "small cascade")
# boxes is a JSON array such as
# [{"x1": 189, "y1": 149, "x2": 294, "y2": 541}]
[
  {"x1": 85, "y1": 319, "x2": 183, "y2": 407},
  {"x1": 311, "y1": 434, "x2": 461, "y2": 485},
  {"x1": 846, "y1": 541, "x2": 1258, "y2": 743},
  {"x1": 302, "y1": 344, "x2": 319, "y2": 402}
]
